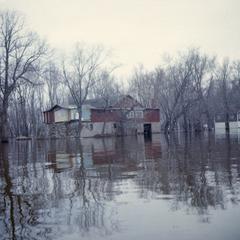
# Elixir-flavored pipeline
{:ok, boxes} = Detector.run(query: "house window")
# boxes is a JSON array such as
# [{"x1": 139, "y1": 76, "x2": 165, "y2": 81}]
[
  {"x1": 135, "y1": 110, "x2": 143, "y2": 118},
  {"x1": 113, "y1": 123, "x2": 117, "y2": 128},
  {"x1": 75, "y1": 112, "x2": 79, "y2": 119},
  {"x1": 89, "y1": 123, "x2": 93, "y2": 130},
  {"x1": 229, "y1": 114, "x2": 236, "y2": 121},
  {"x1": 127, "y1": 111, "x2": 134, "y2": 118}
]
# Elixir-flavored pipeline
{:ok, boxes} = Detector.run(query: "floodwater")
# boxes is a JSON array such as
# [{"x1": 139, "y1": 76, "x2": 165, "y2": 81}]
[{"x1": 0, "y1": 133, "x2": 240, "y2": 240}]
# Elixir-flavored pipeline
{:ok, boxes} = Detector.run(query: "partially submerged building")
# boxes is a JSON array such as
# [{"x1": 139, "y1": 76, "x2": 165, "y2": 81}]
[
  {"x1": 46, "y1": 135, "x2": 162, "y2": 174},
  {"x1": 214, "y1": 113, "x2": 240, "y2": 131},
  {"x1": 43, "y1": 95, "x2": 160, "y2": 138}
]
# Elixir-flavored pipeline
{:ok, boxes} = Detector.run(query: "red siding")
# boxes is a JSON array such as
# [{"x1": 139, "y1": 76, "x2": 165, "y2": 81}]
[
  {"x1": 92, "y1": 151, "x2": 116, "y2": 165},
  {"x1": 91, "y1": 109, "x2": 120, "y2": 122},
  {"x1": 92, "y1": 109, "x2": 160, "y2": 123},
  {"x1": 113, "y1": 95, "x2": 143, "y2": 108},
  {"x1": 144, "y1": 109, "x2": 160, "y2": 122},
  {"x1": 44, "y1": 111, "x2": 55, "y2": 124},
  {"x1": 50, "y1": 111, "x2": 55, "y2": 123}
]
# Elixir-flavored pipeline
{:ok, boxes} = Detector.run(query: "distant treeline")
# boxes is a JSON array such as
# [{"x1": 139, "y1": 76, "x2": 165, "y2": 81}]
[{"x1": 0, "y1": 10, "x2": 239, "y2": 141}]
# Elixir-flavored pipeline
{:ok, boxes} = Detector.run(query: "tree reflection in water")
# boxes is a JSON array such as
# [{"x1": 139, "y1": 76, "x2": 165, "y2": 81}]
[
  {"x1": 135, "y1": 133, "x2": 240, "y2": 222},
  {"x1": 0, "y1": 133, "x2": 240, "y2": 239}
]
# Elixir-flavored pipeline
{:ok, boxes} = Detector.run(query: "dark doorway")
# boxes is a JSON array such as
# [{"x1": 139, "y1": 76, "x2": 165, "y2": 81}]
[{"x1": 144, "y1": 124, "x2": 152, "y2": 136}]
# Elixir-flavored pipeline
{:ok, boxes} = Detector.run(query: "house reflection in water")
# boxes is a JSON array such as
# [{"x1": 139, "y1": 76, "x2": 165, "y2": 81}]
[
  {"x1": 47, "y1": 152, "x2": 93, "y2": 172},
  {"x1": 46, "y1": 135, "x2": 162, "y2": 177},
  {"x1": 1, "y1": 134, "x2": 240, "y2": 240}
]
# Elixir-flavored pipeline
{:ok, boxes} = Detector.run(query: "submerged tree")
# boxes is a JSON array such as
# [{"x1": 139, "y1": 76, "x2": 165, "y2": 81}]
[
  {"x1": 62, "y1": 43, "x2": 108, "y2": 137},
  {"x1": 129, "y1": 64, "x2": 158, "y2": 108},
  {"x1": 0, "y1": 11, "x2": 47, "y2": 142},
  {"x1": 43, "y1": 61, "x2": 64, "y2": 107},
  {"x1": 92, "y1": 70, "x2": 122, "y2": 135},
  {"x1": 215, "y1": 59, "x2": 232, "y2": 131},
  {"x1": 129, "y1": 48, "x2": 221, "y2": 133}
]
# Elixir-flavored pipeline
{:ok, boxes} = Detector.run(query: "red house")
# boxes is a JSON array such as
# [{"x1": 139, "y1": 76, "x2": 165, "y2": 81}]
[{"x1": 43, "y1": 95, "x2": 160, "y2": 138}]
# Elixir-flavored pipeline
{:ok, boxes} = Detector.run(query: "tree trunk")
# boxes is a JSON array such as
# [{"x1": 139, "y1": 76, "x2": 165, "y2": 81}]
[
  {"x1": 183, "y1": 110, "x2": 188, "y2": 132},
  {"x1": 1, "y1": 144, "x2": 16, "y2": 239},
  {"x1": 101, "y1": 108, "x2": 107, "y2": 136},
  {"x1": 102, "y1": 121, "x2": 106, "y2": 136},
  {"x1": 225, "y1": 112, "x2": 230, "y2": 132},
  {"x1": 169, "y1": 118, "x2": 176, "y2": 132},
  {"x1": 21, "y1": 101, "x2": 29, "y2": 137},
  {"x1": 0, "y1": 100, "x2": 9, "y2": 142},
  {"x1": 206, "y1": 111, "x2": 212, "y2": 131},
  {"x1": 78, "y1": 107, "x2": 83, "y2": 138},
  {"x1": 164, "y1": 120, "x2": 170, "y2": 134}
]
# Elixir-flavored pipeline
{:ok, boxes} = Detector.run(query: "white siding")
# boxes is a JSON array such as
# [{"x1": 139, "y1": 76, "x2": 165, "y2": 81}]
[
  {"x1": 70, "y1": 109, "x2": 79, "y2": 120},
  {"x1": 54, "y1": 109, "x2": 69, "y2": 122},
  {"x1": 69, "y1": 106, "x2": 91, "y2": 121},
  {"x1": 151, "y1": 122, "x2": 161, "y2": 133},
  {"x1": 81, "y1": 122, "x2": 116, "y2": 137},
  {"x1": 82, "y1": 105, "x2": 91, "y2": 121},
  {"x1": 215, "y1": 121, "x2": 239, "y2": 129}
]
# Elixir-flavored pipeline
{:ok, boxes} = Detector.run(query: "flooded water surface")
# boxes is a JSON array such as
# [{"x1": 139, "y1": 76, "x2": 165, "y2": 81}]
[{"x1": 0, "y1": 134, "x2": 240, "y2": 240}]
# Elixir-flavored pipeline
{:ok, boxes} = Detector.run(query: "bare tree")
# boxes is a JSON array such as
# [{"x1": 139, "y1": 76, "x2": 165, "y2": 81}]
[
  {"x1": 158, "y1": 50, "x2": 198, "y2": 133},
  {"x1": 43, "y1": 61, "x2": 64, "y2": 107},
  {"x1": 92, "y1": 70, "x2": 122, "y2": 135},
  {"x1": 7, "y1": 73, "x2": 46, "y2": 138},
  {"x1": 10, "y1": 83, "x2": 31, "y2": 136},
  {"x1": 129, "y1": 49, "x2": 222, "y2": 134},
  {"x1": 129, "y1": 65, "x2": 157, "y2": 107},
  {"x1": 62, "y1": 43, "x2": 107, "y2": 137},
  {"x1": 216, "y1": 59, "x2": 232, "y2": 131},
  {"x1": 185, "y1": 49, "x2": 215, "y2": 131},
  {"x1": 230, "y1": 60, "x2": 240, "y2": 111},
  {"x1": 0, "y1": 11, "x2": 47, "y2": 142}
]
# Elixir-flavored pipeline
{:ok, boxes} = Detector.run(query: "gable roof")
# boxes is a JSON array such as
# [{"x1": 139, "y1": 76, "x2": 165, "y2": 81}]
[
  {"x1": 43, "y1": 104, "x2": 62, "y2": 112},
  {"x1": 43, "y1": 104, "x2": 76, "y2": 113},
  {"x1": 84, "y1": 98, "x2": 110, "y2": 108},
  {"x1": 112, "y1": 95, "x2": 143, "y2": 108},
  {"x1": 84, "y1": 95, "x2": 143, "y2": 109},
  {"x1": 44, "y1": 95, "x2": 143, "y2": 112}
]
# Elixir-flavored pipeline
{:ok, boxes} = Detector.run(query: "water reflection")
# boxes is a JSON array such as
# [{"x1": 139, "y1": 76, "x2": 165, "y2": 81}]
[{"x1": 0, "y1": 134, "x2": 240, "y2": 240}]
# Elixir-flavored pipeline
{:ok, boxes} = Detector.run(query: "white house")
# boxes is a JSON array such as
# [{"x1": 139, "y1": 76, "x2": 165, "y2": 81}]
[{"x1": 214, "y1": 112, "x2": 240, "y2": 130}]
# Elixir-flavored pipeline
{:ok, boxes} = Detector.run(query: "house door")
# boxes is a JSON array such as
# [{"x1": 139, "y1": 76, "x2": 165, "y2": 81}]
[{"x1": 144, "y1": 124, "x2": 152, "y2": 136}]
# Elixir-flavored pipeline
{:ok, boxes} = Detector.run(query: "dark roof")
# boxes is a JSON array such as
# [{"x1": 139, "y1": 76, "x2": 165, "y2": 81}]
[
  {"x1": 68, "y1": 95, "x2": 120, "y2": 108},
  {"x1": 45, "y1": 95, "x2": 143, "y2": 112},
  {"x1": 43, "y1": 105, "x2": 62, "y2": 112},
  {"x1": 215, "y1": 113, "x2": 237, "y2": 122},
  {"x1": 112, "y1": 95, "x2": 143, "y2": 108},
  {"x1": 43, "y1": 104, "x2": 76, "y2": 112},
  {"x1": 85, "y1": 95, "x2": 144, "y2": 109},
  {"x1": 84, "y1": 98, "x2": 112, "y2": 108}
]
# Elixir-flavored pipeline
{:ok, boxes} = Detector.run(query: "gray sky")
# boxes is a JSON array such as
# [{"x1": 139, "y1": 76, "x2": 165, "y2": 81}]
[{"x1": 1, "y1": 0, "x2": 240, "y2": 78}]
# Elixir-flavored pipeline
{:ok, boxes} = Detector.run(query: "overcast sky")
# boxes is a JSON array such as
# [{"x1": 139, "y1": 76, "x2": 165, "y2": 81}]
[{"x1": 1, "y1": 0, "x2": 240, "y2": 78}]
